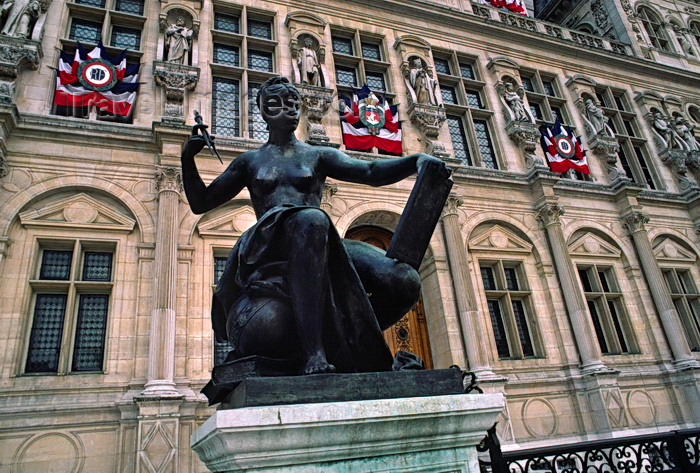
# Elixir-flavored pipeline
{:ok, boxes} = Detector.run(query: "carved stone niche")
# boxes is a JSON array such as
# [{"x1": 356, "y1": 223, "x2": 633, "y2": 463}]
[
  {"x1": 153, "y1": 61, "x2": 200, "y2": 124},
  {"x1": 393, "y1": 35, "x2": 451, "y2": 160},
  {"x1": 298, "y1": 84, "x2": 336, "y2": 147},
  {"x1": 0, "y1": 36, "x2": 41, "y2": 104},
  {"x1": 159, "y1": 8, "x2": 200, "y2": 67}
]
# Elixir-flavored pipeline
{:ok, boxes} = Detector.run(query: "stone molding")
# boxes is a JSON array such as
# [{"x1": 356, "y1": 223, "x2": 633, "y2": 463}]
[
  {"x1": 153, "y1": 61, "x2": 200, "y2": 124},
  {"x1": 536, "y1": 202, "x2": 565, "y2": 226},
  {"x1": 407, "y1": 102, "x2": 450, "y2": 160},
  {"x1": 155, "y1": 166, "x2": 182, "y2": 193},
  {"x1": 621, "y1": 211, "x2": 649, "y2": 234},
  {"x1": 297, "y1": 84, "x2": 334, "y2": 146},
  {"x1": 0, "y1": 36, "x2": 41, "y2": 104}
]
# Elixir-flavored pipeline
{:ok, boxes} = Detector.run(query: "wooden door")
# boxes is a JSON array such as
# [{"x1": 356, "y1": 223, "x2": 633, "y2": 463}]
[{"x1": 345, "y1": 225, "x2": 434, "y2": 369}]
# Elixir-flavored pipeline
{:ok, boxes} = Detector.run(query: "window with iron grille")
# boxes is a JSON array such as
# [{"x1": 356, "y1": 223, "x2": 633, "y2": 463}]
[
  {"x1": 25, "y1": 245, "x2": 114, "y2": 374},
  {"x1": 447, "y1": 115, "x2": 472, "y2": 166},
  {"x1": 69, "y1": 18, "x2": 102, "y2": 43},
  {"x1": 248, "y1": 50, "x2": 273, "y2": 72},
  {"x1": 578, "y1": 265, "x2": 637, "y2": 355},
  {"x1": 332, "y1": 36, "x2": 353, "y2": 55},
  {"x1": 215, "y1": 12, "x2": 240, "y2": 33},
  {"x1": 248, "y1": 83, "x2": 268, "y2": 141},
  {"x1": 115, "y1": 0, "x2": 143, "y2": 15},
  {"x1": 598, "y1": 86, "x2": 659, "y2": 189},
  {"x1": 519, "y1": 70, "x2": 569, "y2": 125},
  {"x1": 248, "y1": 19, "x2": 271, "y2": 39},
  {"x1": 480, "y1": 261, "x2": 538, "y2": 359},
  {"x1": 212, "y1": 77, "x2": 240, "y2": 137},
  {"x1": 335, "y1": 65, "x2": 357, "y2": 87},
  {"x1": 433, "y1": 57, "x2": 451, "y2": 75},
  {"x1": 213, "y1": 43, "x2": 239, "y2": 66},
  {"x1": 638, "y1": 6, "x2": 672, "y2": 51},
  {"x1": 213, "y1": 256, "x2": 233, "y2": 366},
  {"x1": 663, "y1": 268, "x2": 700, "y2": 351},
  {"x1": 361, "y1": 42, "x2": 381, "y2": 60},
  {"x1": 365, "y1": 72, "x2": 386, "y2": 92},
  {"x1": 110, "y1": 26, "x2": 140, "y2": 50},
  {"x1": 75, "y1": 0, "x2": 105, "y2": 7}
]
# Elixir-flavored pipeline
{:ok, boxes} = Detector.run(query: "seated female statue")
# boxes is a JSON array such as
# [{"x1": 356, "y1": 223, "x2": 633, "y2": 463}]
[{"x1": 181, "y1": 76, "x2": 448, "y2": 375}]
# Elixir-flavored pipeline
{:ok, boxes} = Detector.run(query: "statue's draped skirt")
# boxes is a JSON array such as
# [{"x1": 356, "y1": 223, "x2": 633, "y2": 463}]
[{"x1": 211, "y1": 204, "x2": 393, "y2": 373}]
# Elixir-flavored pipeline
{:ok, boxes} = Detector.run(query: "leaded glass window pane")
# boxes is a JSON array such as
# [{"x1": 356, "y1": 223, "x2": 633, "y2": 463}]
[
  {"x1": 248, "y1": 82, "x2": 268, "y2": 141},
  {"x1": 215, "y1": 13, "x2": 239, "y2": 33},
  {"x1": 481, "y1": 266, "x2": 496, "y2": 290},
  {"x1": 459, "y1": 63, "x2": 475, "y2": 80},
  {"x1": 365, "y1": 72, "x2": 385, "y2": 91},
  {"x1": 530, "y1": 103, "x2": 542, "y2": 120},
  {"x1": 213, "y1": 44, "x2": 239, "y2": 66},
  {"x1": 248, "y1": 50, "x2": 273, "y2": 72},
  {"x1": 614, "y1": 95, "x2": 626, "y2": 111},
  {"x1": 40, "y1": 250, "x2": 73, "y2": 280},
  {"x1": 487, "y1": 300, "x2": 510, "y2": 358},
  {"x1": 83, "y1": 252, "x2": 112, "y2": 281},
  {"x1": 512, "y1": 300, "x2": 534, "y2": 357},
  {"x1": 214, "y1": 257, "x2": 227, "y2": 285},
  {"x1": 635, "y1": 146, "x2": 656, "y2": 189},
  {"x1": 623, "y1": 120, "x2": 635, "y2": 136},
  {"x1": 75, "y1": 0, "x2": 105, "y2": 7},
  {"x1": 521, "y1": 76, "x2": 534, "y2": 92},
  {"x1": 465, "y1": 90, "x2": 483, "y2": 109},
  {"x1": 335, "y1": 66, "x2": 356, "y2": 86},
  {"x1": 115, "y1": 0, "x2": 144, "y2": 15},
  {"x1": 474, "y1": 120, "x2": 497, "y2": 169},
  {"x1": 332, "y1": 36, "x2": 353, "y2": 55},
  {"x1": 26, "y1": 294, "x2": 67, "y2": 373},
  {"x1": 440, "y1": 85, "x2": 457, "y2": 105},
  {"x1": 433, "y1": 58, "x2": 450, "y2": 75},
  {"x1": 447, "y1": 115, "x2": 471, "y2": 166},
  {"x1": 608, "y1": 300, "x2": 628, "y2": 353},
  {"x1": 617, "y1": 147, "x2": 634, "y2": 181},
  {"x1": 588, "y1": 300, "x2": 609, "y2": 354},
  {"x1": 551, "y1": 106, "x2": 563, "y2": 123},
  {"x1": 70, "y1": 18, "x2": 102, "y2": 44},
  {"x1": 72, "y1": 294, "x2": 109, "y2": 371},
  {"x1": 504, "y1": 267, "x2": 519, "y2": 291},
  {"x1": 247, "y1": 19, "x2": 271, "y2": 39},
  {"x1": 212, "y1": 77, "x2": 239, "y2": 137},
  {"x1": 361, "y1": 42, "x2": 381, "y2": 60},
  {"x1": 111, "y1": 26, "x2": 140, "y2": 50},
  {"x1": 542, "y1": 80, "x2": 556, "y2": 96}
]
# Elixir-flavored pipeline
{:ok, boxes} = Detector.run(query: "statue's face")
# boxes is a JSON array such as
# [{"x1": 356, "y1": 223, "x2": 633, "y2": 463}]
[
  {"x1": 261, "y1": 91, "x2": 301, "y2": 131},
  {"x1": 304, "y1": 38, "x2": 312, "y2": 47},
  {"x1": 177, "y1": 18, "x2": 185, "y2": 26}
]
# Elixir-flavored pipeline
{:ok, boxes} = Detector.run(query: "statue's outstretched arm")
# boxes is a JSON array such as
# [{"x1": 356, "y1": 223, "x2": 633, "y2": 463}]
[
  {"x1": 319, "y1": 147, "x2": 447, "y2": 187},
  {"x1": 181, "y1": 135, "x2": 248, "y2": 214}
]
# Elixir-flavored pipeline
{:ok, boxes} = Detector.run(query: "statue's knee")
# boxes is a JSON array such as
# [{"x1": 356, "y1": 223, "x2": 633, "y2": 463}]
[
  {"x1": 288, "y1": 208, "x2": 330, "y2": 234},
  {"x1": 393, "y1": 262, "x2": 421, "y2": 305}
]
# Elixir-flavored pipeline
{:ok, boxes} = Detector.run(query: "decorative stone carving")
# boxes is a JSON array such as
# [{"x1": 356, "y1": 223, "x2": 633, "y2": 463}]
[
  {"x1": 442, "y1": 193, "x2": 463, "y2": 217},
  {"x1": 588, "y1": 134, "x2": 626, "y2": 182},
  {"x1": 621, "y1": 211, "x2": 649, "y2": 234},
  {"x1": 673, "y1": 115, "x2": 699, "y2": 152},
  {"x1": 159, "y1": 9, "x2": 199, "y2": 66},
  {"x1": 0, "y1": 35, "x2": 40, "y2": 103},
  {"x1": 650, "y1": 110, "x2": 683, "y2": 151},
  {"x1": 506, "y1": 120, "x2": 545, "y2": 169},
  {"x1": 291, "y1": 34, "x2": 328, "y2": 88},
  {"x1": 407, "y1": 101, "x2": 450, "y2": 160},
  {"x1": 0, "y1": 150, "x2": 7, "y2": 178},
  {"x1": 536, "y1": 203, "x2": 565, "y2": 226},
  {"x1": 153, "y1": 61, "x2": 199, "y2": 124},
  {"x1": 0, "y1": 0, "x2": 50, "y2": 40},
  {"x1": 404, "y1": 56, "x2": 440, "y2": 107},
  {"x1": 296, "y1": 84, "x2": 334, "y2": 146},
  {"x1": 155, "y1": 165, "x2": 182, "y2": 193},
  {"x1": 496, "y1": 77, "x2": 533, "y2": 123},
  {"x1": 578, "y1": 95, "x2": 613, "y2": 138}
]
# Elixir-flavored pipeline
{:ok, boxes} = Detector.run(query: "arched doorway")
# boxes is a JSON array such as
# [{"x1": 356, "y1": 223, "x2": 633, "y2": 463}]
[{"x1": 346, "y1": 225, "x2": 434, "y2": 368}]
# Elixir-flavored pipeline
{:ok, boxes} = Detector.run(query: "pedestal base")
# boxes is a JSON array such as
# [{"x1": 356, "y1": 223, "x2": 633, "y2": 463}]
[{"x1": 191, "y1": 393, "x2": 504, "y2": 472}]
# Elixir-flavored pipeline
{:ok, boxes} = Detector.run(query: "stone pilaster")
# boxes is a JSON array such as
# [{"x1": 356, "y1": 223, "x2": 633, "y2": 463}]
[
  {"x1": 441, "y1": 194, "x2": 495, "y2": 378},
  {"x1": 536, "y1": 202, "x2": 608, "y2": 373},
  {"x1": 297, "y1": 84, "x2": 336, "y2": 147},
  {"x1": 621, "y1": 211, "x2": 699, "y2": 369},
  {"x1": 134, "y1": 398, "x2": 183, "y2": 473},
  {"x1": 141, "y1": 166, "x2": 183, "y2": 397}
]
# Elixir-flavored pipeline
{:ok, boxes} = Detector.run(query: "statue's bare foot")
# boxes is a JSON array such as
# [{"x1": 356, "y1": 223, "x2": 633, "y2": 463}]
[{"x1": 302, "y1": 354, "x2": 336, "y2": 375}]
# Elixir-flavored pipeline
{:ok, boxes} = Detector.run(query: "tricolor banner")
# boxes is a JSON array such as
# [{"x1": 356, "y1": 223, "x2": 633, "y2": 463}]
[
  {"x1": 339, "y1": 84, "x2": 402, "y2": 154},
  {"x1": 480, "y1": 0, "x2": 528, "y2": 15},
  {"x1": 540, "y1": 120, "x2": 589, "y2": 174},
  {"x1": 54, "y1": 41, "x2": 140, "y2": 117}
]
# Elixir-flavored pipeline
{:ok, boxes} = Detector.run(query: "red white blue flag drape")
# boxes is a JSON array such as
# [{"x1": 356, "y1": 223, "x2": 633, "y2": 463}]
[
  {"x1": 480, "y1": 0, "x2": 528, "y2": 15},
  {"x1": 54, "y1": 41, "x2": 140, "y2": 117},
  {"x1": 339, "y1": 84, "x2": 402, "y2": 154},
  {"x1": 539, "y1": 119, "x2": 590, "y2": 174}
]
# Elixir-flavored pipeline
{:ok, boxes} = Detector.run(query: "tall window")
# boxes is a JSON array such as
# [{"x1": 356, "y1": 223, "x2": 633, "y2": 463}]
[
  {"x1": 578, "y1": 265, "x2": 637, "y2": 355},
  {"x1": 638, "y1": 6, "x2": 672, "y2": 52},
  {"x1": 663, "y1": 268, "x2": 700, "y2": 351},
  {"x1": 691, "y1": 21, "x2": 700, "y2": 51},
  {"x1": 211, "y1": 8, "x2": 275, "y2": 140},
  {"x1": 439, "y1": 55, "x2": 498, "y2": 168},
  {"x1": 599, "y1": 86, "x2": 659, "y2": 189},
  {"x1": 480, "y1": 261, "x2": 538, "y2": 359},
  {"x1": 331, "y1": 30, "x2": 389, "y2": 95},
  {"x1": 213, "y1": 256, "x2": 233, "y2": 365},
  {"x1": 519, "y1": 70, "x2": 569, "y2": 125},
  {"x1": 25, "y1": 244, "x2": 114, "y2": 373}
]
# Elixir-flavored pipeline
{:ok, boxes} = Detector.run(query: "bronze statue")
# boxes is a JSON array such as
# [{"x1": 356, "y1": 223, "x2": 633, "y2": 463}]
[{"x1": 182, "y1": 76, "x2": 448, "y2": 376}]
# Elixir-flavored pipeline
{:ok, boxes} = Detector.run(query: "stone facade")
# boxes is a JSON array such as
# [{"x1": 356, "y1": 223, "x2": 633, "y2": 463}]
[{"x1": 0, "y1": 0, "x2": 699, "y2": 471}]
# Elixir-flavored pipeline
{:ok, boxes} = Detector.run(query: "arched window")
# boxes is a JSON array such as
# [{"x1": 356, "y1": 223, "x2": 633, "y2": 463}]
[{"x1": 638, "y1": 6, "x2": 672, "y2": 51}]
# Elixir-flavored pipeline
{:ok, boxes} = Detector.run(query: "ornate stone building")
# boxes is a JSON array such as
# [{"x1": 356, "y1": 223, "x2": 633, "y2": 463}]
[{"x1": 0, "y1": 0, "x2": 699, "y2": 470}]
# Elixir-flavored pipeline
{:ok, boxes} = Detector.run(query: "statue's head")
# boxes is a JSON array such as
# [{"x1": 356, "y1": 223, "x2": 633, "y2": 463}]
[
  {"x1": 257, "y1": 76, "x2": 302, "y2": 131},
  {"x1": 176, "y1": 17, "x2": 185, "y2": 26},
  {"x1": 304, "y1": 37, "x2": 313, "y2": 48},
  {"x1": 412, "y1": 58, "x2": 422, "y2": 68}
]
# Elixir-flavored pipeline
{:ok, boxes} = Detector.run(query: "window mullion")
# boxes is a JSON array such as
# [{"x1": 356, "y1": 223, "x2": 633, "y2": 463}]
[
  {"x1": 503, "y1": 293, "x2": 523, "y2": 359},
  {"x1": 57, "y1": 282, "x2": 78, "y2": 374}
]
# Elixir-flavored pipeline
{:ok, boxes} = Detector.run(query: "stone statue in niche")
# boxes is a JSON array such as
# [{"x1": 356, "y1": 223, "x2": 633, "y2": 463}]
[
  {"x1": 675, "y1": 115, "x2": 699, "y2": 151},
  {"x1": 165, "y1": 16, "x2": 193, "y2": 65},
  {"x1": 181, "y1": 77, "x2": 450, "y2": 379},
  {"x1": 0, "y1": 0, "x2": 46, "y2": 39},
  {"x1": 652, "y1": 111, "x2": 681, "y2": 150},
  {"x1": 584, "y1": 98, "x2": 611, "y2": 136},
  {"x1": 407, "y1": 57, "x2": 440, "y2": 106},
  {"x1": 295, "y1": 36, "x2": 321, "y2": 87},
  {"x1": 502, "y1": 80, "x2": 530, "y2": 122}
]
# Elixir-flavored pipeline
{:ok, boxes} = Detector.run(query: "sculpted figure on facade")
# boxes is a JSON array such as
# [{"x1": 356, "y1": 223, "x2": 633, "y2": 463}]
[
  {"x1": 501, "y1": 80, "x2": 530, "y2": 122},
  {"x1": 584, "y1": 98, "x2": 611, "y2": 136},
  {"x1": 181, "y1": 76, "x2": 448, "y2": 376},
  {"x1": 165, "y1": 17, "x2": 193, "y2": 65},
  {"x1": 675, "y1": 115, "x2": 699, "y2": 151},
  {"x1": 407, "y1": 57, "x2": 440, "y2": 106},
  {"x1": 0, "y1": 0, "x2": 43, "y2": 39},
  {"x1": 295, "y1": 36, "x2": 321, "y2": 87},
  {"x1": 652, "y1": 111, "x2": 681, "y2": 150}
]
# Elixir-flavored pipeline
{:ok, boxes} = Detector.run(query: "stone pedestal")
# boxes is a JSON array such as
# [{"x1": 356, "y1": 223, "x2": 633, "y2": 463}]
[{"x1": 191, "y1": 393, "x2": 504, "y2": 472}]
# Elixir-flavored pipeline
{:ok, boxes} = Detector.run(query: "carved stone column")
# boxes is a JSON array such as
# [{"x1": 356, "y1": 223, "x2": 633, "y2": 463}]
[
  {"x1": 407, "y1": 102, "x2": 452, "y2": 161},
  {"x1": 0, "y1": 36, "x2": 41, "y2": 104},
  {"x1": 441, "y1": 194, "x2": 495, "y2": 378},
  {"x1": 141, "y1": 166, "x2": 183, "y2": 397},
  {"x1": 589, "y1": 135, "x2": 627, "y2": 182},
  {"x1": 297, "y1": 84, "x2": 336, "y2": 147},
  {"x1": 621, "y1": 211, "x2": 699, "y2": 368},
  {"x1": 153, "y1": 61, "x2": 200, "y2": 124},
  {"x1": 536, "y1": 203, "x2": 608, "y2": 373}
]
